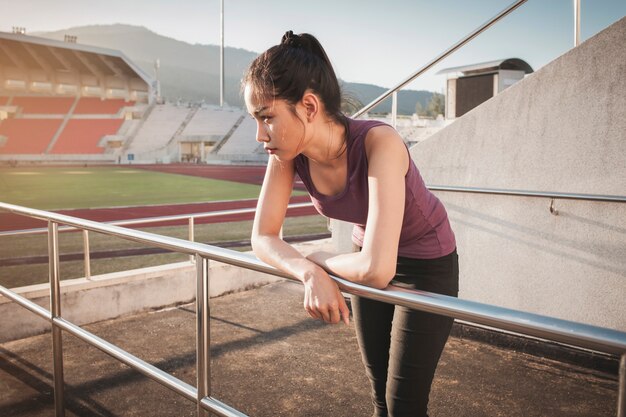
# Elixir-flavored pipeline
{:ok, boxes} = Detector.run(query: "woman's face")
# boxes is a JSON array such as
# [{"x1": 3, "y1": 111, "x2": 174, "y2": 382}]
[{"x1": 244, "y1": 84, "x2": 308, "y2": 161}]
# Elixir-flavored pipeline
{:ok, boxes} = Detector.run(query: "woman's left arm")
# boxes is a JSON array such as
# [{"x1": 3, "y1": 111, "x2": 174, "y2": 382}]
[{"x1": 307, "y1": 125, "x2": 409, "y2": 289}]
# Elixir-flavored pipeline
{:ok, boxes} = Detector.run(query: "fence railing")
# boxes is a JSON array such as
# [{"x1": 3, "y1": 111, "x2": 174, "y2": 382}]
[
  {"x1": 0, "y1": 201, "x2": 315, "y2": 278},
  {"x1": 1, "y1": 201, "x2": 625, "y2": 417},
  {"x1": 1, "y1": 186, "x2": 622, "y2": 282},
  {"x1": 351, "y1": 0, "x2": 529, "y2": 122}
]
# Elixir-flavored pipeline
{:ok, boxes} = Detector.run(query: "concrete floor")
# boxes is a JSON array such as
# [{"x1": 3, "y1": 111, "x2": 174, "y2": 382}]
[{"x1": 0, "y1": 281, "x2": 619, "y2": 417}]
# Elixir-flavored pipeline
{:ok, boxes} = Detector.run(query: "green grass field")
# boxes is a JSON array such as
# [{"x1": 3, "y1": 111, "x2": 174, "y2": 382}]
[{"x1": 0, "y1": 166, "x2": 267, "y2": 210}]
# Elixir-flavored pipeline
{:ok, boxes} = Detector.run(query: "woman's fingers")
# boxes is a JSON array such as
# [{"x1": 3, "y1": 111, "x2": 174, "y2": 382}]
[{"x1": 339, "y1": 296, "x2": 350, "y2": 325}]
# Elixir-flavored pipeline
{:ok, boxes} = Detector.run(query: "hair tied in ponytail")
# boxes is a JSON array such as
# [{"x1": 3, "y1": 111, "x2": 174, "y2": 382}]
[{"x1": 281, "y1": 30, "x2": 302, "y2": 48}]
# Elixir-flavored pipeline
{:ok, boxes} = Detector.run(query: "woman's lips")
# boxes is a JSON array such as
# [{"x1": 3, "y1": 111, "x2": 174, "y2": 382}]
[{"x1": 265, "y1": 147, "x2": 277, "y2": 154}]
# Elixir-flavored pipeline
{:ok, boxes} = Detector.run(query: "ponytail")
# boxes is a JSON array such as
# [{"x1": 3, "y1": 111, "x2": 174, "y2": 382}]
[{"x1": 243, "y1": 31, "x2": 346, "y2": 127}]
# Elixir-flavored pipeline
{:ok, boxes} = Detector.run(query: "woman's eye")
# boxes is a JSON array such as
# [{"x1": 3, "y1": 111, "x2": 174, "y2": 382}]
[{"x1": 262, "y1": 116, "x2": 272, "y2": 123}]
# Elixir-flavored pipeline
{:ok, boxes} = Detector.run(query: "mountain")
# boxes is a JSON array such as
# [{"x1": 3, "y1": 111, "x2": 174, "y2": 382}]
[{"x1": 34, "y1": 24, "x2": 435, "y2": 114}]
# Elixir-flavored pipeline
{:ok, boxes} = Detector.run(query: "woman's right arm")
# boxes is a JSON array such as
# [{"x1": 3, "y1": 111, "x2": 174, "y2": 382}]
[{"x1": 252, "y1": 156, "x2": 350, "y2": 325}]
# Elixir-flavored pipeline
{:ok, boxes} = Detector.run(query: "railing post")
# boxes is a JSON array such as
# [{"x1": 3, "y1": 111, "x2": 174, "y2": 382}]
[
  {"x1": 48, "y1": 221, "x2": 65, "y2": 417},
  {"x1": 83, "y1": 230, "x2": 91, "y2": 279},
  {"x1": 196, "y1": 254, "x2": 210, "y2": 416},
  {"x1": 189, "y1": 217, "x2": 195, "y2": 263},
  {"x1": 391, "y1": 91, "x2": 398, "y2": 129},
  {"x1": 618, "y1": 353, "x2": 625, "y2": 417},
  {"x1": 574, "y1": 0, "x2": 581, "y2": 47}
]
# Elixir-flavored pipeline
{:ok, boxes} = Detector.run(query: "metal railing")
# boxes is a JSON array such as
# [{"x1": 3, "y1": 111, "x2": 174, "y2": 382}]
[
  {"x1": 1, "y1": 201, "x2": 625, "y2": 417},
  {"x1": 351, "y1": 0, "x2": 587, "y2": 125},
  {"x1": 1, "y1": 186, "x2": 622, "y2": 283},
  {"x1": 0, "y1": 202, "x2": 314, "y2": 278},
  {"x1": 351, "y1": 0, "x2": 529, "y2": 121}
]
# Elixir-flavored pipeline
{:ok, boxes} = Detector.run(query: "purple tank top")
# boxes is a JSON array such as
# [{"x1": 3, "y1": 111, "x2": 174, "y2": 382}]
[{"x1": 294, "y1": 118, "x2": 456, "y2": 259}]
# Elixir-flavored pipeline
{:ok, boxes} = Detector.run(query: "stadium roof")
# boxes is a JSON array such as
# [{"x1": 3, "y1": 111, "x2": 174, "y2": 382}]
[{"x1": 0, "y1": 31, "x2": 152, "y2": 100}]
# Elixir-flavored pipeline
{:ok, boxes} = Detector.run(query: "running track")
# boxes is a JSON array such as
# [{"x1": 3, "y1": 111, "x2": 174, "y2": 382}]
[{"x1": 0, "y1": 164, "x2": 315, "y2": 232}]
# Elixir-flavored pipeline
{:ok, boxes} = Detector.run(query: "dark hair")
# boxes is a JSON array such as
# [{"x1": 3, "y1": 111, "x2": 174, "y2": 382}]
[{"x1": 243, "y1": 31, "x2": 346, "y2": 127}]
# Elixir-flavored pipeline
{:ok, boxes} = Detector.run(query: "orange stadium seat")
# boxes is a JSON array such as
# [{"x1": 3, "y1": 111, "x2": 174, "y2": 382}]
[
  {"x1": 12, "y1": 97, "x2": 75, "y2": 114},
  {"x1": 74, "y1": 98, "x2": 134, "y2": 115},
  {"x1": 50, "y1": 119, "x2": 124, "y2": 154},
  {"x1": 0, "y1": 119, "x2": 63, "y2": 154}
]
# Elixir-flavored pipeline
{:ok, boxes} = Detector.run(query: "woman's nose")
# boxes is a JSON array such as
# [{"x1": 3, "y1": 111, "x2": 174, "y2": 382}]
[{"x1": 255, "y1": 122, "x2": 269, "y2": 143}]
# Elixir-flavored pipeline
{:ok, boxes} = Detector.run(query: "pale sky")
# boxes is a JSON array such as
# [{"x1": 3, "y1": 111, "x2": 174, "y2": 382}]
[{"x1": 1, "y1": 0, "x2": 625, "y2": 92}]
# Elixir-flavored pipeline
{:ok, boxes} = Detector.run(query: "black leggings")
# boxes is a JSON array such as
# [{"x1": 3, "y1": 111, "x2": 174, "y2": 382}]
[{"x1": 351, "y1": 250, "x2": 459, "y2": 417}]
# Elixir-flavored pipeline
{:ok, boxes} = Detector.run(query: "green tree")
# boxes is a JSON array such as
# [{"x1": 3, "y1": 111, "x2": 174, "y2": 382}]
[{"x1": 426, "y1": 93, "x2": 445, "y2": 118}]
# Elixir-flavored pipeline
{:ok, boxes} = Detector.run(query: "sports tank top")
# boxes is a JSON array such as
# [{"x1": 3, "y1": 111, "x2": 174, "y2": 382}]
[{"x1": 294, "y1": 117, "x2": 456, "y2": 259}]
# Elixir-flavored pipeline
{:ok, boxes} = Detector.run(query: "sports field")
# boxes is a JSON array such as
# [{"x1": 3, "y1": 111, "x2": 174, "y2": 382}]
[
  {"x1": 0, "y1": 166, "x2": 266, "y2": 210},
  {"x1": 0, "y1": 164, "x2": 326, "y2": 288}
]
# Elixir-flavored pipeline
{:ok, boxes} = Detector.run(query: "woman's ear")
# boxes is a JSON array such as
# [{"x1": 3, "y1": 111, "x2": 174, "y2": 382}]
[{"x1": 301, "y1": 91, "x2": 320, "y2": 122}]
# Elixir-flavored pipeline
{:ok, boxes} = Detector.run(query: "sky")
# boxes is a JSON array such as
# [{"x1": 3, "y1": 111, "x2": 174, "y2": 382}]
[{"x1": 1, "y1": 0, "x2": 625, "y2": 92}]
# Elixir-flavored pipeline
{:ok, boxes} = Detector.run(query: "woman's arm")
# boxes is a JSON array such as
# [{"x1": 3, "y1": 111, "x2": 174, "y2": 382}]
[
  {"x1": 252, "y1": 155, "x2": 350, "y2": 324},
  {"x1": 307, "y1": 125, "x2": 409, "y2": 289}
]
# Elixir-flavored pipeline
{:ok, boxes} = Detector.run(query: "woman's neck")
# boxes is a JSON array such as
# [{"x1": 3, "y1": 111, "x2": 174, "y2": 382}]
[{"x1": 301, "y1": 117, "x2": 347, "y2": 167}]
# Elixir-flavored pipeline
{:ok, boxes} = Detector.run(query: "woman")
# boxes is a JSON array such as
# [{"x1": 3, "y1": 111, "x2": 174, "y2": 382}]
[{"x1": 244, "y1": 30, "x2": 458, "y2": 417}]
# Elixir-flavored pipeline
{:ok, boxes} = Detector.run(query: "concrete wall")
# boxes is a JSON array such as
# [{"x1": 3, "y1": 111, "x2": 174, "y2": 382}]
[{"x1": 406, "y1": 18, "x2": 626, "y2": 330}]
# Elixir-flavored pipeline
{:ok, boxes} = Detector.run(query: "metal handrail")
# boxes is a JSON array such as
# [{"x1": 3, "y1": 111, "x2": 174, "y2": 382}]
[
  {"x1": 0, "y1": 202, "x2": 315, "y2": 237},
  {"x1": 427, "y1": 185, "x2": 626, "y2": 203},
  {"x1": 351, "y1": 0, "x2": 528, "y2": 119},
  {"x1": 2, "y1": 185, "x2": 624, "y2": 239},
  {"x1": 0, "y1": 201, "x2": 625, "y2": 416}
]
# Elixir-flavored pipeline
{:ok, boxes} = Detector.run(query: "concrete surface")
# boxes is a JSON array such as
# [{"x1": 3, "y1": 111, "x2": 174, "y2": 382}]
[
  {"x1": 403, "y1": 17, "x2": 626, "y2": 329},
  {"x1": 0, "y1": 281, "x2": 619, "y2": 417}
]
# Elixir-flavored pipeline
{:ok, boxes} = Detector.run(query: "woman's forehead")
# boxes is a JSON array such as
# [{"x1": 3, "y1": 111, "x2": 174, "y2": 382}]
[{"x1": 244, "y1": 85, "x2": 283, "y2": 114}]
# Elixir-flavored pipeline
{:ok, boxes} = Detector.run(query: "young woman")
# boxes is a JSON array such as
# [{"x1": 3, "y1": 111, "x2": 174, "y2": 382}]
[{"x1": 243, "y1": 30, "x2": 459, "y2": 417}]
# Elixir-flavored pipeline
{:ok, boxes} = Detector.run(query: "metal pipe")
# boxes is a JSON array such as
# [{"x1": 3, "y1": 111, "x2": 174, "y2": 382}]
[
  {"x1": 574, "y1": 0, "x2": 581, "y2": 47},
  {"x1": 5, "y1": 186, "x2": 626, "y2": 238},
  {"x1": 619, "y1": 353, "x2": 625, "y2": 417},
  {"x1": 1, "y1": 202, "x2": 625, "y2": 356},
  {"x1": 391, "y1": 91, "x2": 398, "y2": 129},
  {"x1": 425, "y1": 185, "x2": 626, "y2": 203},
  {"x1": 0, "y1": 284, "x2": 52, "y2": 319},
  {"x1": 196, "y1": 255, "x2": 211, "y2": 416},
  {"x1": 53, "y1": 316, "x2": 198, "y2": 402},
  {"x1": 0, "y1": 202, "x2": 314, "y2": 237},
  {"x1": 83, "y1": 230, "x2": 91, "y2": 279},
  {"x1": 220, "y1": 0, "x2": 225, "y2": 107},
  {"x1": 4, "y1": 185, "x2": 626, "y2": 237},
  {"x1": 0, "y1": 285, "x2": 249, "y2": 416},
  {"x1": 201, "y1": 396, "x2": 248, "y2": 417},
  {"x1": 189, "y1": 216, "x2": 195, "y2": 263},
  {"x1": 48, "y1": 221, "x2": 65, "y2": 417},
  {"x1": 352, "y1": 0, "x2": 528, "y2": 118}
]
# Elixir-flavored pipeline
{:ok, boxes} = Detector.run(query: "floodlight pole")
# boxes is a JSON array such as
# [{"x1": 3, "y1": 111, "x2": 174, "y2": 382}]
[
  {"x1": 220, "y1": 0, "x2": 225, "y2": 107},
  {"x1": 574, "y1": 0, "x2": 581, "y2": 46}
]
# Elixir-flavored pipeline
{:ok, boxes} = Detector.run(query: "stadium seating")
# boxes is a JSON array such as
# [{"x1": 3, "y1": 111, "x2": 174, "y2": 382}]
[
  {"x1": 0, "y1": 119, "x2": 63, "y2": 154},
  {"x1": 125, "y1": 104, "x2": 191, "y2": 154},
  {"x1": 12, "y1": 97, "x2": 75, "y2": 114},
  {"x1": 217, "y1": 116, "x2": 258, "y2": 155},
  {"x1": 50, "y1": 119, "x2": 124, "y2": 154},
  {"x1": 183, "y1": 107, "x2": 243, "y2": 137},
  {"x1": 0, "y1": 96, "x2": 9, "y2": 106},
  {"x1": 74, "y1": 98, "x2": 134, "y2": 115}
]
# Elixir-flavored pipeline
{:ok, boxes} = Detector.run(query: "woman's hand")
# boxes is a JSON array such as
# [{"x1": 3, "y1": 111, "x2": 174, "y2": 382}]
[{"x1": 302, "y1": 266, "x2": 350, "y2": 325}]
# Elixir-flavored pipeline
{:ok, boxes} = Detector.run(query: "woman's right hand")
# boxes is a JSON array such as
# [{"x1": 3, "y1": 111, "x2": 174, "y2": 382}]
[{"x1": 302, "y1": 269, "x2": 350, "y2": 325}]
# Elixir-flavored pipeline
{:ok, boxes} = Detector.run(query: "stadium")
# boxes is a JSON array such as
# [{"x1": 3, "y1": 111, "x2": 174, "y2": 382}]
[{"x1": 0, "y1": 5, "x2": 625, "y2": 417}]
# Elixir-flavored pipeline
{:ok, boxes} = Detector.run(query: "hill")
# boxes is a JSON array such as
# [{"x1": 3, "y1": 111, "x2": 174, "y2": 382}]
[{"x1": 35, "y1": 24, "x2": 435, "y2": 114}]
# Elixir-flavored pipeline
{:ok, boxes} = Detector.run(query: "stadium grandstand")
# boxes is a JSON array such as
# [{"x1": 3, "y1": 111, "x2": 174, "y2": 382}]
[{"x1": 0, "y1": 31, "x2": 265, "y2": 165}]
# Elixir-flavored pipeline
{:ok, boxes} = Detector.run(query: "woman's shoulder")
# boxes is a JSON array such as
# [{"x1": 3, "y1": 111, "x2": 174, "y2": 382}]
[{"x1": 347, "y1": 117, "x2": 390, "y2": 140}]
